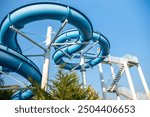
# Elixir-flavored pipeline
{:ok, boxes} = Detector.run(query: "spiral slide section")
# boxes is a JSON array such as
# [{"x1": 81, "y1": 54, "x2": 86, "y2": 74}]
[
  {"x1": 0, "y1": 2, "x2": 93, "y2": 99},
  {"x1": 53, "y1": 30, "x2": 110, "y2": 70}
]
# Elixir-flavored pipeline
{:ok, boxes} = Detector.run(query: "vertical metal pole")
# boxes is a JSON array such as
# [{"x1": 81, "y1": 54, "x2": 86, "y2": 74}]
[
  {"x1": 108, "y1": 55, "x2": 115, "y2": 79},
  {"x1": 80, "y1": 51, "x2": 86, "y2": 89},
  {"x1": 137, "y1": 65, "x2": 150, "y2": 98},
  {"x1": 124, "y1": 61, "x2": 137, "y2": 100},
  {"x1": 41, "y1": 26, "x2": 52, "y2": 91},
  {"x1": 108, "y1": 55, "x2": 121, "y2": 100},
  {"x1": 98, "y1": 63, "x2": 107, "y2": 99}
]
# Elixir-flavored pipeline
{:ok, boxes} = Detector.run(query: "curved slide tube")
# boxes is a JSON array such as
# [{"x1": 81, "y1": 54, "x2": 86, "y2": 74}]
[
  {"x1": 0, "y1": 2, "x2": 93, "y2": 99},
  {"x1": 0, "y1": 2, "x2": 93, "y2": 53},
  {"x1": 0, "y1": 44, "x2": 41, "y2": 99},
  {"x1": 53, "y1": 30, "x2": 110, "y2": 70}
]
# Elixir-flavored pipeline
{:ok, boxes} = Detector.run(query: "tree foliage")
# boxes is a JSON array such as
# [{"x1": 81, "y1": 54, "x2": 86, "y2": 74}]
[
  {"x1": 0, "y1": 90, "x2": 13, "y2": 100},
  {"x1": 33, "y1": 69, "x2": 100, "y2": 100},
  {"x1": 31, "y1": 78, "x2": 51, "y2": 100},
  {"x1": 0, "y1": 69, "x2": 100, "y2": 100}
]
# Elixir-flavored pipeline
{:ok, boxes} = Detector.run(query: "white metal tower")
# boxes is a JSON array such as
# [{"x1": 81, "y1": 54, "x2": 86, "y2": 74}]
[{"x1": 99, "y1": 54, "x2": 150, "y2": 100}]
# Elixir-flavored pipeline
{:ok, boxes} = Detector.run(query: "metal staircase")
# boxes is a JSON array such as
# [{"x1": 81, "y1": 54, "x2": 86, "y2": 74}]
[
  {"x1": 115, "y1": 87, "x2": 133, "y2": 100},
  {"x1": 107, "y1": 65, "x2": 125, "y2": 92},
  {"x1": 115, "y1": 87, "x2": 150, "y2": 100},
  {"x1": 99, "y1": 55, "x2": 150, "y2": 100}
]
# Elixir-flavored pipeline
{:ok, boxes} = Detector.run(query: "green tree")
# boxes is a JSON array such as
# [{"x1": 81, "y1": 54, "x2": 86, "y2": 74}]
[
  {"x1": 0, "y1": 76, "x2": 13, "y2": 100},
  {"x1": 0, "y1": 69, "x2": 101, "y2": 100},
  {"x1": 31, "y1": 79, "x2": 51, "y2": 100},
  {"x1": 0, "y1": 90, "x2": 13, "y2": 100},
  {"x1": 33, "y1": 69, "x2": 100, "y2": 100}
]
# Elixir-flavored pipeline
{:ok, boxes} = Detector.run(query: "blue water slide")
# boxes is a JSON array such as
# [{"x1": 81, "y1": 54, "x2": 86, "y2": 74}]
[
  {"x1": 0, "y1": 44, "x2": 41, "y2": 99},
  {"x1": 0, "y1": 2, "x2": 93, "y2": 99},
  {"x1": 53, "y1": 30, "x2": 110, "y2": 70},
  {"x1": 0, "y1": 2, "x2": 93, "y2": 53}
]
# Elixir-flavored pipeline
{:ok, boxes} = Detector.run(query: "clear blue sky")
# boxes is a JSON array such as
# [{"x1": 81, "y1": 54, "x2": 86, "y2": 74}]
[{"x1": 1, "y1": 0, "x2": 150, "y2": 99}]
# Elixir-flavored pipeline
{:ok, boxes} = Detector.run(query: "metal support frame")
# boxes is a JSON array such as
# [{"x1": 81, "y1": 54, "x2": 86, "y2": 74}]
[
  {"x1": 98, "y1": 63, "x2": 107, "y2": 99},
  {"x1": 10, "y1": 18, "x2": 93, "y2": 91},
  {"x1": 108, "y1": 55, "x2": 116, "y2": 79},
  {"x1": 48, "y1": 19, "x2": 68, "y2": 49},
  {"x1": 9, "y1": 19, "x2": 69, "y2": 92},
  {"x1": 0, "y1": 86, "x2": 35, "y2": 91},
  {"x1": 52, "y1": 42, "x2": 89, "y2": 46},
  {"x1": 83, "y1": 41, "x2": 99, "y2": 55},
  {"x1": 80, "y1": 51, "x2": 87, "y2": 89},
  {"x1": 137, "y1": 65, "x2": 150, "y2": 98},
  {"x1": 9, "y1": 26, "x2": 46, "y2": 51},
  {"x1": 25, "y1": 54, "x2": 44, "y2": 57},
  {"x1": 108, "y1": 55, "x2": 121, "y2": 100},
  {"x1": 123, "y1": 61, "x2": 137, "y2": 100},
  {"x1": 41, "y1": 26, "x2": 52, "y2": 91},
  {"x1": 70, "y1": 39, "x2": 100, "y2": 89},
  {"x1": 10, "y1": 25, "x2": 51, "y2": 91},
  {"x1": 54, "y1": 45, "x2": 71, "y2": 59}
]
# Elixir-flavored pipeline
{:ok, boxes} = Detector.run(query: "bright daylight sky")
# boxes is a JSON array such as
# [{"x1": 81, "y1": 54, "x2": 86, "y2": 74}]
[{"x1": 0, "y1": 0, "x2": 150, "y2": 99}]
